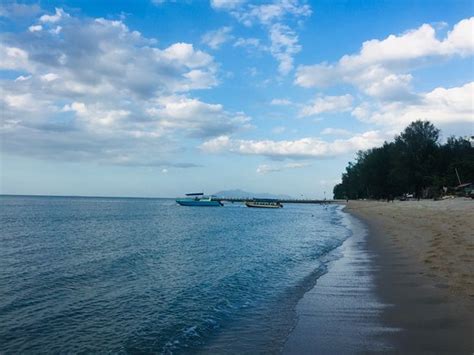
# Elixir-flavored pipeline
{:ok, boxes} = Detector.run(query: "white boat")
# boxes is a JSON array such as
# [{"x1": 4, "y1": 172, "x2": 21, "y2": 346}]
[
  {"x1": 176, "y1": 193, "x2": 223, "y2": 207},
  {"x1": 245, "y1": 200, "x2": 283, "y2": 208}
]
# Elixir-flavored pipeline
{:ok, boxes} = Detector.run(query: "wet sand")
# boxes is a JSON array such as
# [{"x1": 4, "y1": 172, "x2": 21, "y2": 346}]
[
  {"x1": 285, "y1": 198, "x2": 474, "y2": 353},
  {"x1": 283, "y1": 212, "x2": 394, "y2": 353}
]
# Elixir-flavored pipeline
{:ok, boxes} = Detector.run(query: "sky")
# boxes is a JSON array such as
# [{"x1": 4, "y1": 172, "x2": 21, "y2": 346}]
[{"x1": 0, "y1": 0, "x2": 473, "y2": 198}]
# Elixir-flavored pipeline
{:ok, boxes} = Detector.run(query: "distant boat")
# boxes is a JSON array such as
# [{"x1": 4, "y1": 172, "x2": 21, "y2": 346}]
[
  {"x1": 245, "y1": 199, "x2": 283, "y2": 209},
  {"x1": 176, "y1": 193, "x2": 223, "y2": 207}
]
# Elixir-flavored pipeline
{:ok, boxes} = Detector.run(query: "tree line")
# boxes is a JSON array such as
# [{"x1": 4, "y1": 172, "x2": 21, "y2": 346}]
[{"x1": 333, "y1": 121, "x2": 474, "y2": 200}]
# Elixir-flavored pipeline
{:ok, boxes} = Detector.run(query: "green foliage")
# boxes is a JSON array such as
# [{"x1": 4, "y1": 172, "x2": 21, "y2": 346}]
[{"x1": 333, "y1": 121, "x2": 474, "y2": 200}]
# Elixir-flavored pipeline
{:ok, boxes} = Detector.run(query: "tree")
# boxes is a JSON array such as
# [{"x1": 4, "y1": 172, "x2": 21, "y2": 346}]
[
  {"x1": 333, "y1": 121, "x2": 473, "y2": 200},
  {"x1": 393, "y1": 121, "x2": 440, "y2": 198}
]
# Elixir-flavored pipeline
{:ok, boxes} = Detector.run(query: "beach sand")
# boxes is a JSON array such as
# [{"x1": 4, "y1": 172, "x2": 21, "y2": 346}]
[
  {"x1": 285, "y1": 198, "x2": 474, "y2": 353},
  {"x1": 347, "y1": 198, "x2": 474, "y2": 301},
  {"x1": 346, "y1": 198, "x2": 474, "y2": 352}
]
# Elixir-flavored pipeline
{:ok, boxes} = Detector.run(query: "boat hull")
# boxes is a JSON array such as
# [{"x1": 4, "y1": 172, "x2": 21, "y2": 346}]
[
  {"x1": 245, "y1": 201, "x2": 283, "y2": 208},
  {"x1": 176, "y1": 199, "x2": 223, "y2": 207}
]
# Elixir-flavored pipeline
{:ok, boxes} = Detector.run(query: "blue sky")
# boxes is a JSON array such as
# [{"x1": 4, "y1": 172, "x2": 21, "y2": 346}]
[{"x1": 1, "y1": 0, "x2": 473, "y2": 197}]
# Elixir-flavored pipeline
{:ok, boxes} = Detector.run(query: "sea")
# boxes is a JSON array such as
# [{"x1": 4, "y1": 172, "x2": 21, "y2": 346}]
[{"x1": 0, "y1": 195, "x2": 353, "y2": 353}]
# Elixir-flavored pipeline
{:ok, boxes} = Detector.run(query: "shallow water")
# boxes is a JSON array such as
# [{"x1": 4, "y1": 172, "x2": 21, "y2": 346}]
[{"x1": 0, "y1": 196, "x2": 351, "y2": 353}]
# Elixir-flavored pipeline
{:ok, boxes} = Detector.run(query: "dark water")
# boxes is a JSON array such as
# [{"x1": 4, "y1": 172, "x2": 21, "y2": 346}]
[{"x1": 0, "y1": 195, "x2": 351, "y2": 353}]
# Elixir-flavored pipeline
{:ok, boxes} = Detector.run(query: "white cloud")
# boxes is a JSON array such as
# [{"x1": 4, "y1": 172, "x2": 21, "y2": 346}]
[
  {"x1": 210, "y1": 0, "x2": 245, "y2": 10},
  {"x1": 234, "y1": 37, "x2": 262, "y2": 48},
  {"x1": 257, "y1": 164, "x2": 278, "y2": 174},
  {"x1": 295, "y1": 17, "x2": 474, "y2": 100},
  {"x1": 39, "y1": 7, "x2": 69, "y2": 23},
  {"x1": 162, "y1": 42, "x2": 214, "y2": 69},
  {"x1": 351, "y1": 102, "x2": 372, "y2": 120},
  {"x1": 28, "y1": 24, "x2": 42, "y2": 32},
  {"x1": 14, "y1": 75, "x2": 31, "y2": 82},
  {"x1": 234, "y1": 0, "x2": 311, "y2": 26},
  {"x1": 297, "y1": 63, "x2": 418, "y2": 101},
  {"x1": 3, "y1": 18, "x2": 219, "y2": 97},
  {"x1": 145, "y1": 96, "x2": 251, "y2": 137},
  {"x1": 362, "y1": 72, "x2": 414, "y2": 101},
  {"x1": 201, "y1": 131, "x2": 386, "y2": 159},
  {"x1": 62, "y1": 102, "x2": 130, "y2": 128},
  {"x1": 201, "y1": 26, "x2": 233, "y2": 49},
  {"x1": 4, "y1": 93, "x2": 42, "y2": 111},
  {"x1": 358, "y1": 82, "x2": 474, "y2": 129},
  {"x1": 294, "y1": 63, "x2": 337, "y2": 88},
  {"x1": 271, "y1": 98, "x2": 292, "y2": 105},
  {"x1": 299, "y1": 94, "x2": 353, "y2": 116},
  {"x1": 0, "y1": 45, "x2": 30, "y2": 70},
  {"x1": 182, "y1": 69, "x2": 218, "y2": 90},
  {"x1": 340, "y1": 18, "x2": 474, "y2": 66},
  {"x1": 269, "y1": 23, "x2": 301, "y2": 75},
  {"x1": 50, "y1": 25, "x2": 62, "y2": 35},
  {"x1": 215, "y1": 0, "x2": 311, "y2": 75},
  {"x1": 257, "y1": 162, "x2": 310, "y2": 174},
  {"x1": 320, "y1": 128, "x2": 353, "y2": 136},
  {"x1": 41, "y1": 73, "x2": 59, "y2": 82},
  {"x1": 2, "y1": 92, "x2": 56, "y2": 121},
  {"x1": 442, "y1": 17, "x2": 474, "y2": 56},
  {"x1": 0, "y1": 8, "x2": 249, "y2": 166}
]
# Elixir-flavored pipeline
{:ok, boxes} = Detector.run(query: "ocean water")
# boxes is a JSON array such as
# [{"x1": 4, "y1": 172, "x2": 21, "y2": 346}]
[{"x1": 0, "y1": 195, "x2": 352, "y2": 353}]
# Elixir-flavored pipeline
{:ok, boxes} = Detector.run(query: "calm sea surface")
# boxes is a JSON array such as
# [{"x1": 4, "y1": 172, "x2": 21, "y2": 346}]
[{"x1": 0, "y1": 195, "x2": 351, "y2": 353}]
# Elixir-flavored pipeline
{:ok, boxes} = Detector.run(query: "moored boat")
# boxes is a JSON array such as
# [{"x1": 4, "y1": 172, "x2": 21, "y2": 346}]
[
  {"x1": 245, "y1": 199, "x2": 283, "y2": 208},
  {"x1": 176, "y1": 193, "x2": 223, "y2": 207}
]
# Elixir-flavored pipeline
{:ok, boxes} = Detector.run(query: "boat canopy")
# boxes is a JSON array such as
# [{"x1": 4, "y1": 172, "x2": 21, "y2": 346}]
[
  {"x1": 185, "y1": 192, "x2": 204, "y2": 196},
  {"x1": 251, "y1": 198, "x2": 280, "y2": 202}
]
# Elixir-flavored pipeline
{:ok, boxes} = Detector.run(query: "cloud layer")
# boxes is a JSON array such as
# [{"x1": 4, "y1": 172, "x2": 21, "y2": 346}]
[
  {"x1": 202, "y1": 26, "x2": 233, "y2": 49},
  {"x1": 1, "y1": 4, "x2": 472, "y2": 178},
  {"x1": 295, "y1": 17, "x2": 474, "y2": 130},
  {"x1": 213, "y1": 0, "x2": 311, "y2": 75},
  {"x1": 354, "y1": 81, "x2": 474, "y2": 128},
  {"x1": 256, "y1": 162, "x2": 310, "y2": 174},
  {"x1": 201, "y1": 131, "x2": 386, "y2": 159},
  {"x1": 295, "y1": 17, "x2": 474, "y2": 99},
  {"x1": 299, "y1": 94, "x2": 353, "y2": 117},
  {"x1": 1, "y1": 8, "x2": 250, "y2": 166}
]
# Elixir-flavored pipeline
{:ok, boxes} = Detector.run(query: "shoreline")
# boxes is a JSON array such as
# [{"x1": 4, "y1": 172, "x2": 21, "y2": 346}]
[
  {"x1": 347, "y1": 199, "x2": 474, "y2": 352},
  {"x1": 284, "y1": 198, "x2": 474, "y2": 353},
  {"x1": 283, "y1": 207, "x2": 394, "y2": 353}
]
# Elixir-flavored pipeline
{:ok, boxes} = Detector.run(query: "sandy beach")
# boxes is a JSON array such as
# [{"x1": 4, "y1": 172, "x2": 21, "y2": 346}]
[
  {"x1": 285, "y1": 198, "x2": 474, "y2": 353},
  {"x1": 346, "y1": 198, "x2": 474, "y2": 352},
  {"x1": 347, "y1": 198, "x2": 474, "y2": 300}
]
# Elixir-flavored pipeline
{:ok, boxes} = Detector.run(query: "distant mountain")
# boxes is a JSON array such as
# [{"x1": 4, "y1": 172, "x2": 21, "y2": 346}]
[{"x1": 213, "y1": 189, "x2": 293, "y2": 200}]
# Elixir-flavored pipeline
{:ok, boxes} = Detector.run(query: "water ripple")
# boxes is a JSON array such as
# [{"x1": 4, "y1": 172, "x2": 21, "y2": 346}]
[{"x1": 0, "y1": 196, "x2": 350, "y2": 353}]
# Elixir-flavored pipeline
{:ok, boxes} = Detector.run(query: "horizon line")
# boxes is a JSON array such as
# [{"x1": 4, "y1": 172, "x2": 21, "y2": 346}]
[{"x1": 0, "y1": 193, "x2": 175, "y2": 200}]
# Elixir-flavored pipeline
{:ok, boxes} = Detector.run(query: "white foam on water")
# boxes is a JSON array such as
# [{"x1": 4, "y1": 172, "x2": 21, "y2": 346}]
[{"x1": 283, "y1": 211, "x2": 397, "y2": 353}]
